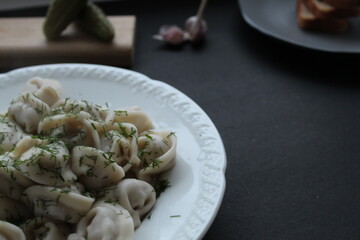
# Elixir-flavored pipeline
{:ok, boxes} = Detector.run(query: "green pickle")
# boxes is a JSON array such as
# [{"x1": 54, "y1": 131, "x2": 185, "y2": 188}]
[
  {"x1": 77, "y1": 2, "x2": 115, "y2": 42},
  {"x1": 43, "y1": 0, "x2": 88, "y2": 40}
]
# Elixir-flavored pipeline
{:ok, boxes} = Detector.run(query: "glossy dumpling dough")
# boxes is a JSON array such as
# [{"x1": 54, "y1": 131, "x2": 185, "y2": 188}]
[
  {"x1": 22, "y1": 77, "x2": 63, "y2": 107},
  {"x1": 0, "y1": 195, "x2": 31, "y2": 223},
  {"x1": 8, "y1": 93, "x2": 50, "y2": 134},
  {"x1": 0, "y1": 153, "x2": 34, "y2": 200},
  {"x1": 0, "y1": 221, "x2": 25, "y2": 240},
  {"x1": 21, "y1": 217, "x2": 70, "y2": 240},
  {"x1": 136, "y1": 130, "x2": 177, "y2": 182},
  {"x1": 72, "y1": 200, "x2": 134, "y2": 240},
  {"x1": 97, "y1": 121, "x2": 141, "y2": 172},
  {"x1": 104, "y1": 178, "x2": 156, "y2": 228},
  {"x1": 71, "y1": 146, "x2": 125, "y2": 189},
  {"x1": 53, "y1": 98, "x2": 109, "y2": 121},
  {"x1": 0, "y1": 115, "x2": 26, "y2": 154},
  {"x1": 11, "y1": 136, "x2": 76, "y2": 186},
  {"x1": 67, "y1": 235, "x2": 85, "y2": 240},
  {"x1": 103, "y1": 130, "x2": 140, "y2": 172},
  {"x1": 38, "y1": 111, "x2": 101, "y2": 149},
  {"x1": 106, "y1": 106, "x2": 153, "y2": 133},
  {"x1": 22, "y1": 183, "x2": 94, "y2": 223}
]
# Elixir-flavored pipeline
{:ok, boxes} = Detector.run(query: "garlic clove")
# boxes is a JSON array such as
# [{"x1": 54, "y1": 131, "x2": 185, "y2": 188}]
[
  {"x1": 184, "y1": 16, "x2": 207, "y2": 42},
  {"x1": 153, "y1": 25, "x2": 185, "y2": 45}
]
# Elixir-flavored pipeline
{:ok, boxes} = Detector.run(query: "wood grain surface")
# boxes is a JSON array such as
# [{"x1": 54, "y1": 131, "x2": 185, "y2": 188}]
[{"x1": 0, "y1": 16, "x2": 135, "y2": 68}]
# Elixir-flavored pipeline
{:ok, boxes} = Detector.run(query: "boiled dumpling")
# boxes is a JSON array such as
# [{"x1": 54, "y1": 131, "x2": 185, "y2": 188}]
[
  {"x1": 71, "y1": 146, "x2": 125, "y2": 189},
  {"x1": 11, "y1": 136, "x2": 76, "y2": 186},
  {"x1": 0, "y1": 78, "x2": 178, "y2": 239},
  {"x1": 0, "y1": 114, "x2": 26, "y2": 154},
  {"x1": 106, "y1": 106, "x2": 153, "y2": 133},
  {"x1": 53, "y1": 99, "x2": 109, "y2": 121},
  {"x1": 8, "y1": 93, "x2": 50, "y2": 134},
  {"x1": 22, "y1": 183, "x2": 94, "y2": 224},
  {"x1": 67, "y1": 234, "x2": 86, "y2": 240},
  {"x1": 22, "y1": 77, "x2": 62, "y2": 107},
  {"x1": 0, "y1": 221, "x2": 25, "y2": 240},
  {"x1": 0, "y1": 153, "x2": 34, "y2": 200},
  {"x1": 73, "y1": 200, "x2": 134, "y2": 240},
  {"x1": 103, "y1": 178, "x2": 156, "y2": 228},
  {"x1": 136, "y1": 130, "x2": 177, "y2": 183},
  {"x1": 101, "y1": 130, "x2": 140, "y2": 172},
  {"x1": 0, "y1": 195, "x2": 31, "y2": 223},
  {"x1": 38, "y1": 111, "x2": 101, "y2": 149},
  {"x1": 96, "y1": 121, "x2": 141, "y2": 172},
  {"x1": 21, "y1": 217, "x2": 70, "y2": 240}
]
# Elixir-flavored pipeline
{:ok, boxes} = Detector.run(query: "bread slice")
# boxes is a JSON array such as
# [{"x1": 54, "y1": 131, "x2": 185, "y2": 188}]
[
  {"x1": 303, "y1": 0, "x2": 360, "y2": 18},
  {"x1": 297, "y1": 0, "x2": 349, "y2": 33},
  {"x1": 321, "y1": 0, "x2": 360, "y2": 8}
]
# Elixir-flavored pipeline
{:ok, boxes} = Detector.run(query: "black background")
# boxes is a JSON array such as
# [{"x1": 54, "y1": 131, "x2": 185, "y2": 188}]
[{"x1": 2, "y1": 0, "x2": 360, "y2": 239}]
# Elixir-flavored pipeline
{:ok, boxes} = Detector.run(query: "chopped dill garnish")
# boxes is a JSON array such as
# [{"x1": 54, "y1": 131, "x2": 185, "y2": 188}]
[
  {"x1": 167, "y1": 132, "x2": 176, "y2": 138},
  {"x1": 150, "y1": 159, "x2": 163, "y2": 168},
  {"x1": 114, "y1": 110, "x2": 128, "y2": 116},
  {"x1": 162, "y1": 138, "x2": 169, "y2": 146},
  {"x1": 145, "y1": 134, "x2": 154, "y2": 140},
  {"x1": 64, "y1": 215, "x2": 72, "y2": 223},
  {"x1": 155, "y1": 179, "x2": 171, "y2": 198},
  {"x1": 104, "y1": 199, "x2": 118, "y2": 206}
]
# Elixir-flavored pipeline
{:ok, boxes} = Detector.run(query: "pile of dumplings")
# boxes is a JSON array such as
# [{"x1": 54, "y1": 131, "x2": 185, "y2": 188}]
[{"x1": 0, "y1": 77, "x2": 177, "y2": 240}]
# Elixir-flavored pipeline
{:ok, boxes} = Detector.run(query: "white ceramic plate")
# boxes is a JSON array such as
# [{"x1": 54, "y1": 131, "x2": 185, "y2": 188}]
[
  {"x1": 0, "y1": 64, "x2": 227, "y2": 240},
  {"x1": 240, "y1": 0, "x2": 360, "y2": 53}
]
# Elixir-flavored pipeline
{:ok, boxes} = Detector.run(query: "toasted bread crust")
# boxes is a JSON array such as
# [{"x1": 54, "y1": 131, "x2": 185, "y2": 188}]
[
  {"x1": 297, "y1": 0, "x2": 349, "y2": 33},
  {"x1": 303, "y1": 0, "x2": 360, "y2": 18}
]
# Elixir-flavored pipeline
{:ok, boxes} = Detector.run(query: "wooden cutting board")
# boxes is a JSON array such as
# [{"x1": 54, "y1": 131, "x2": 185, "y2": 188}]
[{"x1": 0, "y1": 16, "x2": 136, "y2": 68}]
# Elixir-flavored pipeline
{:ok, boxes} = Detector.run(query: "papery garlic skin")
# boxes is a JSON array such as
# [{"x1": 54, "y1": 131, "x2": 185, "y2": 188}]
[
  {"x1": 184, "y1": 16, "x2": 207, "y2": 42},
  {"x1": 154, "y1": 25, "x2": 185, "y2": 45}
]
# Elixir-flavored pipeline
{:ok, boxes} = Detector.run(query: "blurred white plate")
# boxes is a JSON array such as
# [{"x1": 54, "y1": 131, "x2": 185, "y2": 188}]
[
  {"x1": 240, "y1": 0, "x2": 360, "y2": 53},
  {"x1": 0, "y1": 64, "x2": 226, "y2": 240}
]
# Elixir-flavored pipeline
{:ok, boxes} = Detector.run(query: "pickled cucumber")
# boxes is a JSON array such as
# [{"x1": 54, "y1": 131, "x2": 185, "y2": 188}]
[
  {"x1": 76, "y1": 2, "x2": 115, "y2": 42},
  {"x1": 43, "y1": 0, "x2": 88, "y2": 40}
]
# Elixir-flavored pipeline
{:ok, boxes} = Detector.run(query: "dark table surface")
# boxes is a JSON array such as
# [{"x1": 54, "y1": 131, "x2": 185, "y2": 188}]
[{"x1": 2, "y1": 0, "x2": 360, "y2": 239}]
